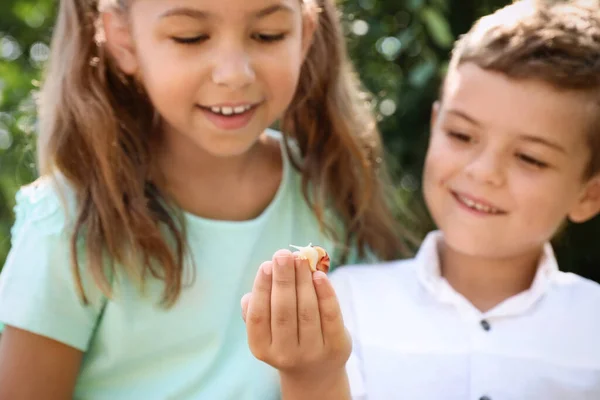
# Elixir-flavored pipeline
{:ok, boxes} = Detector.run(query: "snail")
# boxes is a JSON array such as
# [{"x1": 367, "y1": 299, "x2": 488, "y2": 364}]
[{"x1": 289, "y1": 243, "x2": 331, "y2": 273}]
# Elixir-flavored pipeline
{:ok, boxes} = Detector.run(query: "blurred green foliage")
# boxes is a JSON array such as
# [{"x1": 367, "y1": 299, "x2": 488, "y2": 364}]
[
  {"x1": 1, "y1": 0, "x2": 599, "y2": 282},
  {"x1": 0, "y1": 0, "x2": 53, "y2": 263}
]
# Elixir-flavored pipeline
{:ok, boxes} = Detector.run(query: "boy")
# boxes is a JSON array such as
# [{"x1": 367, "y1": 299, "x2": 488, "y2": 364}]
[
  {"x1": 330, "y1": 0, "x2": 600, "y2": 399},
  {"x1": 242, "y1": 1, "x2": 600, "y2": 399}
]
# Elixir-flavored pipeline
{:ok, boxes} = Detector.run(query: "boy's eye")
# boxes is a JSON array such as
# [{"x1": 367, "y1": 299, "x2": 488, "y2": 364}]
[
  {"x1": 171, "y1": 35, "x2": 209, "y2": 45},
  {"x1": 447, "y1": 131, "x2": 473, "y2": 143},
  {"x1": 517, "y1": 153, "x2": 548, "y2": 169},
  {"x1": 252, "y1": 33, "x2": 287, "y2": 43}
]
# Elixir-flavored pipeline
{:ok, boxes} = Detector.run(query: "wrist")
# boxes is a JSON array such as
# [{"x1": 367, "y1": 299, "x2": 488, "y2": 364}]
[{"x1": 280, "y1": 367, "x2": 350, "y2": 400}]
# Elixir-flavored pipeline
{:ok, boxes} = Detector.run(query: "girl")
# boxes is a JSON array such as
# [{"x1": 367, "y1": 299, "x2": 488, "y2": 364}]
[
  {"x1": 0, "y1": 0, "x2": 407, "y2": 398},
  {"x1": 243, "y1": 1, "x2": 600, "y2": 399}
]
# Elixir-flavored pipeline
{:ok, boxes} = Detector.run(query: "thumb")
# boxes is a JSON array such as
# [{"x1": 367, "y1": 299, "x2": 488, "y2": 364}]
[{"x1": 241, "y1": 292, "x2": 252, "y2": 323}]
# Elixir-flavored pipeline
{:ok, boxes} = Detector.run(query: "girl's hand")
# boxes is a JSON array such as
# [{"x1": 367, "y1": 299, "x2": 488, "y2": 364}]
[{"x1": 241, "y1": 249, "x2": 351, "y2": 399}]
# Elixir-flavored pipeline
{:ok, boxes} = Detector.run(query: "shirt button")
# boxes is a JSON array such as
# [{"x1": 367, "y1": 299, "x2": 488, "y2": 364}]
[{"x1": 480, "y1": 319, "x2": 491, "y2": 331}]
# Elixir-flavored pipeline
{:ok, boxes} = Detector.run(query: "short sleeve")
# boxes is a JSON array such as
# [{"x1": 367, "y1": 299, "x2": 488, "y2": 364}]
[
  {"x1": 0, "y1": 178, "x2": 105, "y2": 351},
  {"x1": 329, "y1": 269, "x2": 368, "y2": 400}
]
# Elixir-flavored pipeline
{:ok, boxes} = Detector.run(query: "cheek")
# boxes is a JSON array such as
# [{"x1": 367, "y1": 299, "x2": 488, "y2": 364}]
[
  {"x1": 253, "y1": 52, "x2": 303, "y2": 112},
  {"x1": 512, "y1": 174, "x2": 579, "y2": 230},
  {"x1": 424, "y1": 137, "x2": 461, "y2": 184},
  {"x1": 257, "y1": 42, "x2": 304, "y2": 85},
  {"x1": 264, "y1": 59, "x2": 301, "y2": 90},
  {"x1": 134, "y1": 40, "x2": 196, "y2": 98},
  {"x1": 423, "y1": 147, "x2": 454, "y2": 213}
]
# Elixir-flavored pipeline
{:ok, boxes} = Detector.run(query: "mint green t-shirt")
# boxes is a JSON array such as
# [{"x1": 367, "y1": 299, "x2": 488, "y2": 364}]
[{"x1": 0, "y1": 132, "x2": 356, "y2": 399}]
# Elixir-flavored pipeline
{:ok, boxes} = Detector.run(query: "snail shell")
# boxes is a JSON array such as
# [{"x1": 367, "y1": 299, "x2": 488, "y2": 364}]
[{"x1": 289, "y1": 243, "x2": 331, "y2": 273}]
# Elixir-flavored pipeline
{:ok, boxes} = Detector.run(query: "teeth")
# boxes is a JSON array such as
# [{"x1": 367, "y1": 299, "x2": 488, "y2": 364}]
[
  {"x1": 207, "y1": 104, "x2": 253, "y2": 116},
  {"x1": 458, "y1": 194, "x2": 500, "y2": 214}
]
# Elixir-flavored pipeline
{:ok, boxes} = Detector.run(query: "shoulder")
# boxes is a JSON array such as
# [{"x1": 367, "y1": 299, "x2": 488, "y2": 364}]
[
  {"x1": 541, "y1": 272, "x2": 600, "y2": 363},
  {"x1": 331, "y1": 258, "x2": 418, "y2": 281},
  {"x1": 329, "y1": 258, "x2": 419, "y2": 303},
  {"x1": 544, "y1": 271, "x2": 600, "y2": 338},
  {"x1": 0, "y1": 175, "x2": 104, "y2": 350},
  {"x1": 10, "y1": 173, "x2": 76, "y2": 241},
  {"x1": 551, "y1": 271, "x2": 600, "y2": 311},
  {"x1": 329, "y1": 258, "x2": 421, "y2": 354}
]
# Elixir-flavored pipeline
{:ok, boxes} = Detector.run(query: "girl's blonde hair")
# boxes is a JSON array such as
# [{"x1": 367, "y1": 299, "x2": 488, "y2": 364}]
[{"x1": 38, "y1": 0, "x2": 410, "y2": 306}]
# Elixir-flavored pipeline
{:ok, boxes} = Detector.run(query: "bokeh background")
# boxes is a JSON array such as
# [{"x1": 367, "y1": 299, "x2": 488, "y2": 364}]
[{"x1": 1, "y1": 0, "x2": 599, "y2": 282}]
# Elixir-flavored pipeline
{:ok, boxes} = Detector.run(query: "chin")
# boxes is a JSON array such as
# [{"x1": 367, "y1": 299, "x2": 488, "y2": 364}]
[
  {"x1": 441, "y1": 230, "x2": 545, "y2": 261},
  {"x1": 195, "y1": 134, "x2": 262, "y2": 158},
  {"x1": 441, "y1": 230, "x2": 509, "y2": 258}
]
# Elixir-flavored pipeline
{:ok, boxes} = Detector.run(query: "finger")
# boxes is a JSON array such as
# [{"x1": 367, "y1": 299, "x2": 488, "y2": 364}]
[
  {"x1": 246, "y1": 261, "x2": 273, "y2": 352},
  {"x1": 295, "y1": 256, "x2": 323, "y2": 347},
  {"x1": 271, "y1": 249, "x2": 298, "y2": 349},
  {"x1": 241, "y1": 293, "x2": 251, "y2": 323},
  {"x1": 313, "y1": 271, "x2": 346, "y2": 344}
]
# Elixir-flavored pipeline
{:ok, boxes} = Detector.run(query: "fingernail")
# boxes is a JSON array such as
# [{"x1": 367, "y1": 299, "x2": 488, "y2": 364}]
[
  {"x1": 275, "y1": 256, "x2": 288, "y2": 268},
  {"x1": 262, "y1": 262, "x2": 273, "y2": 276},
  {"x1": 294, "y1": 258, "x2": 304, "y2": 269}
]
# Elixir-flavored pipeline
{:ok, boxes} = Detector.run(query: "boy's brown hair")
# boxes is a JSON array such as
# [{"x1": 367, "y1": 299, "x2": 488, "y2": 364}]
[{"x1": 446, "y1": 0, "x2": 600, "y2": 176}]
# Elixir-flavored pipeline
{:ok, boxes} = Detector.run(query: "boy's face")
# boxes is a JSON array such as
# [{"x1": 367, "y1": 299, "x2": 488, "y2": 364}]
[{"x1": 423, "y1": 63, "x2": 600, "y2": 259}]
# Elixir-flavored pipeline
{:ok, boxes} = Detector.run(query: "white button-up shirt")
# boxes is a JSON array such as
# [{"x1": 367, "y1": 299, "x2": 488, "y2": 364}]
[{"x1": 330, "y1": 231, "x2": 600, "y2": 400}]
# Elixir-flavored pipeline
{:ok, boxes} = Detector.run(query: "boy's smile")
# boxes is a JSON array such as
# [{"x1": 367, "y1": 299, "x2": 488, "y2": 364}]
[
  {"x1": 423, "y1": 62, "x2": 599, "y2": 260},
  {"x1": 451, "y1": 191, "x2": 506, "y2": 216}
]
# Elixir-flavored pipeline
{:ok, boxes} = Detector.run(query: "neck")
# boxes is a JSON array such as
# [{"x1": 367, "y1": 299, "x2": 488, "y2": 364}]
[
  {"x1": 152, "y1": 126, "x2": 282, "y2": 221},
  {"x1": 439, "y1": 241, "x2": 542, "y2": 312},
  {"x1": 155, "y1": 129, "x2": 264, "y2": 184}
]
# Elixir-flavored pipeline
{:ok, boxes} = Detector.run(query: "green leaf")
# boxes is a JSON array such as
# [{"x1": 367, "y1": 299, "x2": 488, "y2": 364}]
[
  {"x1": 408, "y1": 59, "x2": 437, "y2": 88},
  {"x1": 420, "y1": 7, "x2": 454, "y2": 48}
]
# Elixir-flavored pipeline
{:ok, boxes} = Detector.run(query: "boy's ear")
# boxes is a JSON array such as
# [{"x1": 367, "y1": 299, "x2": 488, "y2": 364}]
[
  {"x1": 102, "y1": 11, "x2": 138, "y2": 75},
  {"x1": 568, "y1": 175, "x2": 600, "y2": 223}
]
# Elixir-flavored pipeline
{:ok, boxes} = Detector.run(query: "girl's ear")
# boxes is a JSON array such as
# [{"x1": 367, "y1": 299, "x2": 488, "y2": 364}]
[
  {"x1": 102, "y1": 10, "x2": 138, "y2": 75},
  {"x1": 300, "y1": 7, "x2": 317, "y2": 62},
  {"x1": 568, "y1": 175, "x2": 600, "y2": 223}
]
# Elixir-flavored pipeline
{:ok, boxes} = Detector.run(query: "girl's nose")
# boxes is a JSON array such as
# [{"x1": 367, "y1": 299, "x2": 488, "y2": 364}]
[{"x1": 211, "y1": 48, "x2": 256, "y2": 90}]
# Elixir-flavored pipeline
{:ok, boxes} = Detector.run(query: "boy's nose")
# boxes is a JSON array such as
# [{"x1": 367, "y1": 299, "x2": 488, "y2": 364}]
[{"x1": 465, "y1": 151, "x2": 505, "y2": 187}]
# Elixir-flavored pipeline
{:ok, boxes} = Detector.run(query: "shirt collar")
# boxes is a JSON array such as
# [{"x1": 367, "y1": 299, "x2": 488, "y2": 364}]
[{"x1": 415, "y1": 230, "x2": 560, "y2": 318}]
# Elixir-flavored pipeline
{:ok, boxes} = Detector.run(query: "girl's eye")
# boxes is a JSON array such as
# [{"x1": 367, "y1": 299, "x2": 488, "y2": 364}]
[
  {"x1": 171, "y1": 35, "x2": 208, "y2": 45},
  {"x1": 517, "y1": 153, "x2": 549, "y2": 169},
  {"x1": 447, "y1": 131, "x2": 473, "y2": 143},
  {"x1": 252, "y1": 33, "x2": 287, "y2": 43}
]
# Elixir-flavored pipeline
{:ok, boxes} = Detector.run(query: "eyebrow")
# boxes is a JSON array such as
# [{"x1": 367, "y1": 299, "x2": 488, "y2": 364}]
[
  {"x1": 445, "y1": 108, "x2": 567, "y2": 154},
  {"x1": 255, "y1": 4, "x2": 294, "y2": 18},
  {"x1": 159, "y1": 4, "x2": 294, "y2": 20},
  {"x1": 518, "y1": 135, "x2": 567, "y2": 154},
  {"x1": 445, "y1": 109, "x2": 482, "y2": 127}
]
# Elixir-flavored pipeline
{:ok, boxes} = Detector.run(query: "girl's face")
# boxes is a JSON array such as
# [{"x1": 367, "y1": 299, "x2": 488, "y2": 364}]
[
  {"x1": 104, "y1": 0, "x2": 314, "y2": 158},
  {"x1": 423, "y1": 63, "x2": 600, "y2": 260}
]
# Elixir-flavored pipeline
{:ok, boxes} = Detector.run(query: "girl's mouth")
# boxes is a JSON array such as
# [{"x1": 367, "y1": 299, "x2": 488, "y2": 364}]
[
  {"x1": 200, "y1": 104, "x2": 255, "y2": 116},
  {"x1": 197, "y1": 102, "x2": 261, "y2": 131}
]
